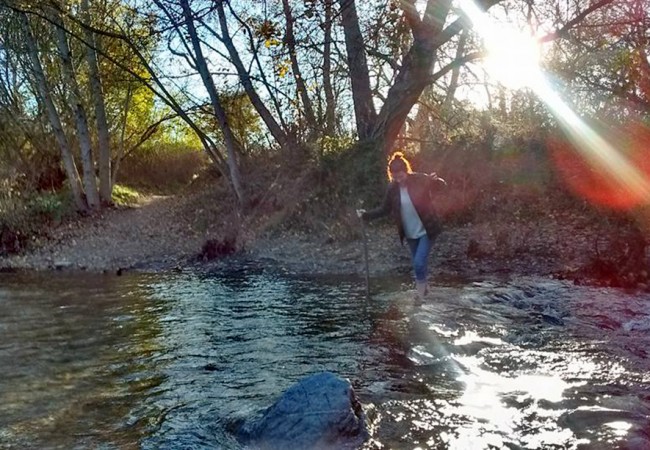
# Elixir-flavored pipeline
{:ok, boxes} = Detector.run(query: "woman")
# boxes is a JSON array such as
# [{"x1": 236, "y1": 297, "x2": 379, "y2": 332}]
[{"x1": 357, "y1": 152, "x2": 446, "y2": 301}]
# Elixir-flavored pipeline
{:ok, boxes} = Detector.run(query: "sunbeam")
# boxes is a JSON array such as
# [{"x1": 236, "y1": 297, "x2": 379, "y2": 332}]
[
  {"x1": 535, "y1": 79, "x2": 650, "y2": 207},
  {"x1": 458, "y1": 0, "x2": 650, "y2": 210}
]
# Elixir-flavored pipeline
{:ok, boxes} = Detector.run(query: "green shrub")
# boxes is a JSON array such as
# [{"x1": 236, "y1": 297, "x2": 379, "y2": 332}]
[
  {"x1": 27, "y1": 192, "x2": 66, "y2": 221},
  {"x1": 112, "y1": 184, "x2": 141, "y2": 206},
  {"x1": 0, "y1": 187, "x2": 74, "y2": 255}
]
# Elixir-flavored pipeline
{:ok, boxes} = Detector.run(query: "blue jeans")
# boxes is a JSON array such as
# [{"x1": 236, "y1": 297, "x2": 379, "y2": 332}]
[{"x1": 406, "y1": 234, "x2": 431, "y2": 283}]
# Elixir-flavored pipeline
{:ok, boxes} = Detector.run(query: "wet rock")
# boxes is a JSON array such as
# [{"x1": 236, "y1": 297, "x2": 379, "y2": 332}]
[
  {"x1": 238, "y1": 371, "x2": 368, "y2": 450},
  {"x1": 198, "y1": 237, "x2": 237, "y2": 261},
  {"x1": 540, "y1": 312, "x2": 564, "y2": 326}
]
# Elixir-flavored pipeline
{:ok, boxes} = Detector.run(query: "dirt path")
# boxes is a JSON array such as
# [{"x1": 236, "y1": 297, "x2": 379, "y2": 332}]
[{"x1": 0, "y1": 194, "x2": 207, "y2": 272}]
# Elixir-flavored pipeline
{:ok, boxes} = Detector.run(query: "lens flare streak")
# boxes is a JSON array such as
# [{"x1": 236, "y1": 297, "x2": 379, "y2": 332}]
[{"x1": 534, "y1": 80, "x2": 650, "y2": 203}]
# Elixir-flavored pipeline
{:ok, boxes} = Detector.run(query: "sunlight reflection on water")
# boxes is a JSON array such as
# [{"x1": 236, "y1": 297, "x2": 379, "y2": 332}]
[{"x1": 365, "y1": 277, "x2": 650, "y2": 449}]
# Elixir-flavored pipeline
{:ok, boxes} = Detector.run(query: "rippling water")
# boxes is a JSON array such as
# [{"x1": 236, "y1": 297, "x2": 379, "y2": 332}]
[{"x1": 1, "y1": 266, "x2": 649, "y2": 449}]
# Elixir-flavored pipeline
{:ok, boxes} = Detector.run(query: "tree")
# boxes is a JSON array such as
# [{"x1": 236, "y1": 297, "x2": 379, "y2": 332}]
[
  {"x1": 18, "y1": 11, "x2": 87, "y2": 210},
  {"x1": 214, "y1": 0, "x2": 299, "y2": 152},
  {"x1": 282, "y1": 0, "x2": 316, "y2": 132},
  {"x1": 1, "y1": 0, "x2": 630, "y2": 213},
  {"x1": 338, "y1": 0, "x2": 377, "y2": 140},
  {"x1": 81, "y1": 0, "x2": 112, "y2": 204},
  {"x1": 52, "y1": 5, "x2": 101, "y2": 209},
  {"x1": 322, "y1": 0, "x2": 337, "y2": 136},
  {"x1": 546, "y1": 0, "x2": 650, "y2": 115},
  {"x1": 174, "y1": 0, "x2": 245, "y2": 204}
]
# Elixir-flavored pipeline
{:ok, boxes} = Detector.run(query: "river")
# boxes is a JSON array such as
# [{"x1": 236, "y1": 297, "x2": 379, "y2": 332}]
[{"x1": 1, "y1": 265, "x2": 649, "y2": 449}]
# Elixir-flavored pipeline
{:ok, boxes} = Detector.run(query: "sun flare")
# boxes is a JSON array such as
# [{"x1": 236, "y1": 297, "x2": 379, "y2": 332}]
[
  {"x1": 458, "y1": 0, "x2": 542, "y2": 89},
  {"x1": 482, "y1": 28, "x2": 542, "y2": 89},
  {"x1": 459, "y1": 0, "x2": 650, "y2": 209}
]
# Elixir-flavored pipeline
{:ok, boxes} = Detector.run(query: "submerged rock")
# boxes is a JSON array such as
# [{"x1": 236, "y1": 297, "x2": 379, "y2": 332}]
[{"x1": 238, "y1": 371, "x2": 368, "y2": 450}]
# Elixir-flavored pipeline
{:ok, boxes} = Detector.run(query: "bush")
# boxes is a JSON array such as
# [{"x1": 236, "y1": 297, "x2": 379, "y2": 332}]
[
  {"x1": 27, "y1": 192, "x2": 66, "y2": 221},
  {"x1": 112, "y1": 184, "x2": 141, "y2": 206},
  {"x1": 319, "y1": 139, "x2": 387, "y2": 211},
  {"x1": 0, "y1": 186, "x2": 74, "y2": 256},
  {"x1": 0, "y1": 185, "x2": 28, "y2": 255}
]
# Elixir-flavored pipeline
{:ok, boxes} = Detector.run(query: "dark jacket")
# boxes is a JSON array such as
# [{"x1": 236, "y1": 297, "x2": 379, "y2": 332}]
[{"x1": 363, "y1": 172, "x2": 446, "y2": 242}]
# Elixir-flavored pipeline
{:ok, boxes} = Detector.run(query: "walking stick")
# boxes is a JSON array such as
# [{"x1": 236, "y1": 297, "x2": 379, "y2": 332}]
[{"x1": 360, "y1": 216, "x2": 370, "y2": 298}]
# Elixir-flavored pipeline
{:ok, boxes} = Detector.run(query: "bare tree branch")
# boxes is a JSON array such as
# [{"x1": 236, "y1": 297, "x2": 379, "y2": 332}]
[{"x1": 539, "y1": 0, "x2": 616, "y2": 43}]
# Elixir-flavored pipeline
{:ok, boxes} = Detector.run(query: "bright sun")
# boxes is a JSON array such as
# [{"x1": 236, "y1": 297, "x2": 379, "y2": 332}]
[
  {"x1": 458, "y1": 0, "x2": 650, "y2": 210},
  {"x1": 482, "y1": 28, "x2": 542, "y2": 89},
  {"x1": 458, "y1": 0, "x2": 543, "y2": 89}
]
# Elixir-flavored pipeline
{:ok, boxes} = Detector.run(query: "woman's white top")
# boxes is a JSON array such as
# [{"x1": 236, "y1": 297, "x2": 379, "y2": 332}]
[{"x1": 399, "y1": 186, "x2": 426, "y2": 239}]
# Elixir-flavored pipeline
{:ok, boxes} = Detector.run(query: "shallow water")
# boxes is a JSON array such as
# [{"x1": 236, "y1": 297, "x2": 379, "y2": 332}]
[{"x1": 1, "y1": 266, "x2": 649, "y2": 449}]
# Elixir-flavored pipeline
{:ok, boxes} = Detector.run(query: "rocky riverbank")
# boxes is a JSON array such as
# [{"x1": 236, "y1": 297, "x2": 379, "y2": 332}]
[
  {"x1": 2, "y1": 177, "x2": 648, "y2": 293},
  {"x1": 0, "y1": 188, "x2": 629, "y2": 284}
]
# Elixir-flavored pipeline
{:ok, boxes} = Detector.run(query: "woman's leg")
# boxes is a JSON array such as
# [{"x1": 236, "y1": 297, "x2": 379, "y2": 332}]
[{"x1": 407, "y1": 235, "x2": 431, "y2": 298}]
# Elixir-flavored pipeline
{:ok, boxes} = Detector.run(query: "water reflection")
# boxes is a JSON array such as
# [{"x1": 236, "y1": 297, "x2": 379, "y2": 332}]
[
  {"x1": 0, "y1": 272, "x2": 166, "y2": 449},
  {"x1": 1, "y1": 270, "x2": 649, "y2": 449}
]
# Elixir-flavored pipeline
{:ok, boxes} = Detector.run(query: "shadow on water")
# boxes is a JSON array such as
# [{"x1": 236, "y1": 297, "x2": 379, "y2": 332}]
[{"x1": 1, "y1": 267, "x2": 649, "y2": 449}]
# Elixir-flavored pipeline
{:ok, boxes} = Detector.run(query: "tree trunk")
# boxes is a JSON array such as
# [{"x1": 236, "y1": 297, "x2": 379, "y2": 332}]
[
  {"x1": 322, "y1": 0, "x2": 336, "y2": 136},
  {"x1": 215, "y1": 0, "x2": 293, "y2": 150},
  {"x1": 112, "y1": 82, "x2": 132, "y2": 185},
  {"x1": 443, "y1": 28, "x2": 468, "y2": 110},
  {"x1": 81, "y1": 0, "x2": 112, "y2": 205},
  {"x1": 52, "y1": 8, "x2": 100, "y2": 210},
  {"x1": 372, "y1": 0, "x2": 453, "y2": 154},
  {"x1": 338, "y1": 0, "x2": 376, "y2": 140},
  {"x1": 19, "y1": 12, "x2": 87, "y2": 211},
  {"x1": 180, "y1": 0, "x2": 244, "y2": 205},
  {"x1": 281, "y1": 0, "x2": 316, "y2": 130},
  {"x1": 411, "y1": 86, "x2": 435, "y2": 153}
]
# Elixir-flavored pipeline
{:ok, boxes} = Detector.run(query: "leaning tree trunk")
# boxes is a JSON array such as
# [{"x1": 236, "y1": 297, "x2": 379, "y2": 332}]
[
  {"x1": 215, "y1": 0, "x2": 294, "y2": 150},
  {"x1": 52, "y1": 8, "x2": 100, "y2": 210},
  {"x1": 19, "y1": 12, "x2": 87, "y2": 211},
  {"x1": 179, "y1": 0, "x2": 244, "y2": 205},
  {"x1": 281, "y1": 0, "x2": 316, "y2": 131},
  {"x1": 371, "y1": 0, "x2": 453, "y2": 154},
  {"x1": 81, "y1": 0, "x2": 112, "y2": 205}
]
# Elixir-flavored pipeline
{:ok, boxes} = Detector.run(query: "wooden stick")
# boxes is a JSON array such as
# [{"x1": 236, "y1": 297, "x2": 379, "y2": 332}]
[{"x1": 360, "y1": 217, "x2": 370, "y2": 298}]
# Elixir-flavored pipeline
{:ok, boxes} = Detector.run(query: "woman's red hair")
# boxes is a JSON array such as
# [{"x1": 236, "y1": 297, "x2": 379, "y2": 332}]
[{"x1": 387, "y1": 151, "x2": 413, "y2": 181}]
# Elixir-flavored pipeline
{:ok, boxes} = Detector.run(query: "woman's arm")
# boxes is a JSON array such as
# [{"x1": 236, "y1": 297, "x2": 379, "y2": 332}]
[
  {"x1": 428, "y1": 173, "x2": 447, "y2": 195},
  {"x1": 360, "y1": 184, "x2": 394, "y2": 221}
]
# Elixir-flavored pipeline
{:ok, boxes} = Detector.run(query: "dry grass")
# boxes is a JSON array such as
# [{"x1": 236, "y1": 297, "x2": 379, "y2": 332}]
[{"x1": 117, "y1": 146, "x2": 208, "y2": 193}]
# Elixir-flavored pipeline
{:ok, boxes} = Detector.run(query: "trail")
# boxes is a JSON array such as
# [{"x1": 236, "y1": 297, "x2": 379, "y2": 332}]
[{"x1": 2, "y1": 193, "x2": 208, "y2": 272}]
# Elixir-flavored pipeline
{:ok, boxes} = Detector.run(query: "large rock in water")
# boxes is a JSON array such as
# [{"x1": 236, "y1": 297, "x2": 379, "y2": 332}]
[{"x1": 238, "y1": 372, "x2": 369, "y2": 450}]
